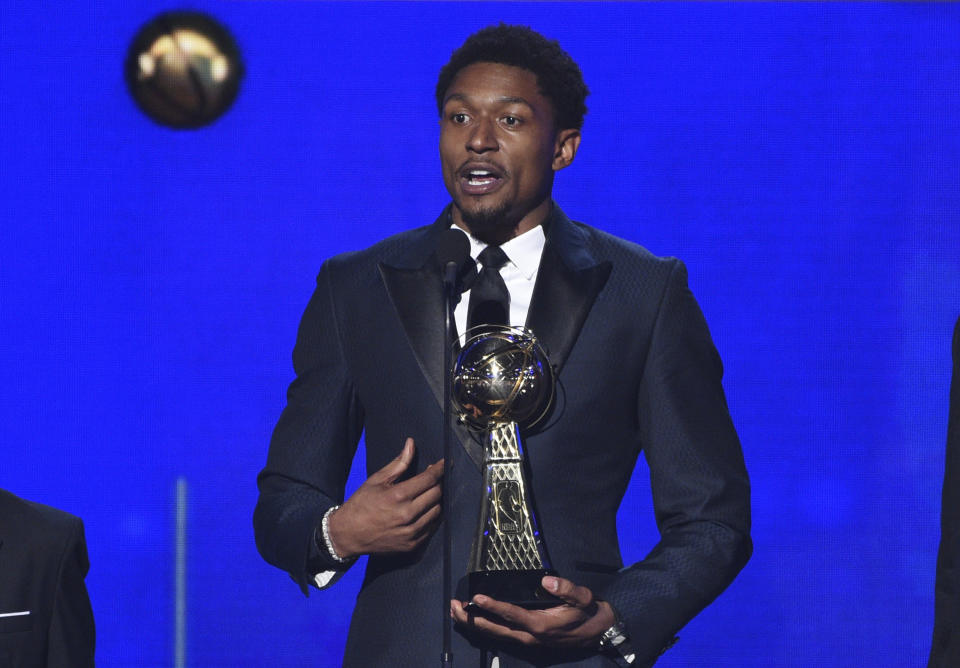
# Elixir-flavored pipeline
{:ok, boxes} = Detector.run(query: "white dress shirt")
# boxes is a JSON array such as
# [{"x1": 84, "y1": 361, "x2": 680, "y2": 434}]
[{"x1": 454, "y1": 223, "x2": 546, "y2": 337}]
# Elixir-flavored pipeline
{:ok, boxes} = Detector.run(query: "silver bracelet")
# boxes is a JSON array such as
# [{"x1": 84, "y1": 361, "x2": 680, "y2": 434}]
[{"x1": 321, "y1": 504, "x2": 349, "y2": 564}]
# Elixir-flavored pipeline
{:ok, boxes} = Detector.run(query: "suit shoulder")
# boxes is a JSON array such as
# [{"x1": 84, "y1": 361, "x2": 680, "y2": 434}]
[
  {"x1": 322, "y1": 223, "x2": 435, "y2": 274},
  {"x1": 0, "y1": 489, "x2": 84, "y2": 546},
  {"x1": 571, "y1": 219, "x2": 682, "y2": 272}
]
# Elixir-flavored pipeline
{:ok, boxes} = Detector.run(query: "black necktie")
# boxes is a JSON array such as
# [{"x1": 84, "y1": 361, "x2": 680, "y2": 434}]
[{"x1": 467, "y1": 245, "x2": 510, "y2": 334}]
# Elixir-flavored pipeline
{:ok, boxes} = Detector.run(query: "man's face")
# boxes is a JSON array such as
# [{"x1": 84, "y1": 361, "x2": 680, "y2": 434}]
[{"x1": 439, "y1": 62, "x2": 580, "y2": 244}]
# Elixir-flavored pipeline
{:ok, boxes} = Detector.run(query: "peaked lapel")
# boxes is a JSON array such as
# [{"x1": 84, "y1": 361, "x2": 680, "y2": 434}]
[
  {"x1": 378, "y1": 211, "x2": 485, "y2": 469},
  {"x1": 526, "y1": 206, "x2": 612, "y2": 376}
]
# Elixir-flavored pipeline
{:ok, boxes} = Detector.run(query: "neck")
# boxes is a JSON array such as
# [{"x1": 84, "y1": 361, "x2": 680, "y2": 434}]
[{"x1": 453, "y1": 199, "x2": 552, "y2": 245}]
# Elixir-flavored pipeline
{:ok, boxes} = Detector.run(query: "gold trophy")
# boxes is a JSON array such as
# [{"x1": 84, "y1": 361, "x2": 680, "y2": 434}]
[{"x1": 452, "y1": 326, "x2": 558, "y2": 607}]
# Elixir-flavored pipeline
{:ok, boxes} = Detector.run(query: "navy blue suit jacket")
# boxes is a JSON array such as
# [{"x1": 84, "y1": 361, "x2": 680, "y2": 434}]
[{"x1": 254, "y1": 206, "x2": 751, "y2": 666}]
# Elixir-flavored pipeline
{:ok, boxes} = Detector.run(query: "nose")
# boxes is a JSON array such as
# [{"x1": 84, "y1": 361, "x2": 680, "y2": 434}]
[{"x1": 466, "y1": 118, "x2": 497, "y2": 154}]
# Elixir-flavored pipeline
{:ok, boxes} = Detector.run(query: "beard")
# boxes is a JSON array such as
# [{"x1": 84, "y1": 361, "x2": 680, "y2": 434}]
[{"x1": 458, "y1": 200, "x2": 522, "y2": 245}]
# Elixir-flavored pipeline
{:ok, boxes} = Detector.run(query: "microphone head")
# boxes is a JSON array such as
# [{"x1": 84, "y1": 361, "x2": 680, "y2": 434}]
[{"x1": 437, "y1": 227, "x2": 471, "y2": 269}]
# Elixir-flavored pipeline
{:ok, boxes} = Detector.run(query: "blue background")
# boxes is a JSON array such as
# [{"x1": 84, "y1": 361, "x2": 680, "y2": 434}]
[{"x1": 2, "y1": 2, "x2": 958, "y2": 666}]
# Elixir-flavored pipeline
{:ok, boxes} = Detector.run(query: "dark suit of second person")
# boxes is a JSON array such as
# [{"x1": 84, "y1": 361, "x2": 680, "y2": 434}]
[{"x1": 0, "y1": 489, "x2": 96, "y2": 668}]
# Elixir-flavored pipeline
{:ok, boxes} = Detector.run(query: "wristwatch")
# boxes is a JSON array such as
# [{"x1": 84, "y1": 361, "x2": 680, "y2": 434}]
[{"x1": 598, "y1": 619, "x2": 636, "y2": 665}]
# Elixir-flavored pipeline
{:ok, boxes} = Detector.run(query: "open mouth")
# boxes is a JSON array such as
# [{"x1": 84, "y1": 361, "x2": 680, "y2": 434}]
[
  {"x1": 459, "y1": 165, "x2": 505, "y2": 195},
  {"x1": 466, "y1": 169, "x2": 497, "y2": 186}
]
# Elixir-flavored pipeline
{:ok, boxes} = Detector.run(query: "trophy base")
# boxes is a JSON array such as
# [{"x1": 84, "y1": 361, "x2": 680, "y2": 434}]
[{"x1": 468, "y1": 569, "x2": 561, "y2": 609}]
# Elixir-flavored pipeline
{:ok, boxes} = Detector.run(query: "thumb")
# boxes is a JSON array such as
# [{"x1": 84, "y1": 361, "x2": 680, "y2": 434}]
[
  {"x1": 373, "y1": 437, "x2": 415, "y2": 483},
  {"x1": 541, "y1": 576, "x2": 594, "y2": 609}
]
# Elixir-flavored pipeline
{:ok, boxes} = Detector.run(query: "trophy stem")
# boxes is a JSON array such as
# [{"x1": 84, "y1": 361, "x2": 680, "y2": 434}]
[{"x1": 467, "y1": 422, "x2": 556, "y2": 608}]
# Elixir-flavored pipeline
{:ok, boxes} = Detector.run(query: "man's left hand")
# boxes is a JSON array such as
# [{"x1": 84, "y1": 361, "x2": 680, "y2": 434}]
[{"x1": 450, "y1": 575, "x2": 616, "y2": 648}]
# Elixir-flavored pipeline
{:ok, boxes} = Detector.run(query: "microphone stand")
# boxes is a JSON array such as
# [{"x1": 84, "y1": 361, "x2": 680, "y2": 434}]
[{"x1": 441, "y1": 261, "x2": 458, "y2": 668}]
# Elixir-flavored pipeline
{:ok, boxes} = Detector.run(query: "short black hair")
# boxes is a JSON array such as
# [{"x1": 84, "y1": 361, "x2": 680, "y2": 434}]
[{"x1": 435, "y1": 24, "x2": 588, "y2": 130}]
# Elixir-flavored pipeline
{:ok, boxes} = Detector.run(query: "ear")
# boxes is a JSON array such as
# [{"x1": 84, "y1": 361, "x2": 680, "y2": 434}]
[{"x1": 552, "y1": 128, "x2": 581, "y2": 172}]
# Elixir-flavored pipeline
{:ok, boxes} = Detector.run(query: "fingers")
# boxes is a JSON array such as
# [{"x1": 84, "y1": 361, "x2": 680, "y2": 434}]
[
  {"x1": 407, "y1": 501, "x2": 443, "y2": 541},
  {"x1": 450, "y1": 599, "x2": 539, "y2": 646},
  {"x1": 540, "y1": 576, "x2": 595, "y2": 611},
  {"x1": 369, "y1": 437, "x2": 416, "y2": 484},
  {"x1": 405, "y1": 473, "x2": 442, "y2": 516},
  {"x1": 380, "y1": 437, "x2": 444, "y2": 501},
  {"x1": 449, "y1": 580, "x2": 608, "y2": 649},
  {"x1": 387, "y1": 468, "x2": 443, "y2": 543},
  {"x1": 465, "y1": 596, "x2": 557, "y2": 632},
  {"x1": 451, "y1": 597, "x2": 573, "y2": 647},
  {"x1": 335, "y1": 438, "x2": 445, "y2": 556},
  {"x1": 399, "y1": 457, "x2": 444, "y2": 498},
  {"x1": 467, "y1": 578, "x2": 593, "y2": 623},
  {"x1": 369, "y1": 439, "x2": 445, "y2": 494},
  {"x1": 450, "y1": 600, "x2": 534, "y2": 644}
]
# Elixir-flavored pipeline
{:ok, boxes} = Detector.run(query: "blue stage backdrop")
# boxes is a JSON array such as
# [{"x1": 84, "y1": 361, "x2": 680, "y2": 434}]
[{"x1": 1, "y1": 2, "x2": 958, "y2": 666}]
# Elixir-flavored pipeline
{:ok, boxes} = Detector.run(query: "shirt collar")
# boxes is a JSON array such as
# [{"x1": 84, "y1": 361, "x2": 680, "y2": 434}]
[{"x1": 465, "y1": 224, "x2": 546, "y2": 281}]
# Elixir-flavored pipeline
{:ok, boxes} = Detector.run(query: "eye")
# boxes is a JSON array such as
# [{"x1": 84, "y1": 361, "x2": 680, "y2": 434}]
[
  {"x1": 450, "y1": 112, "x2": 469, "y2": 124},
  {"x1": 502, "y1": 116, "x2": 521, "y2": 127}
]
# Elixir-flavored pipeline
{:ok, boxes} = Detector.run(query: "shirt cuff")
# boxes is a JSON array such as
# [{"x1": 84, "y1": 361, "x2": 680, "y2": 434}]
[{"x1": 313, "y1": 569, "x2": 342, "y2": 588}]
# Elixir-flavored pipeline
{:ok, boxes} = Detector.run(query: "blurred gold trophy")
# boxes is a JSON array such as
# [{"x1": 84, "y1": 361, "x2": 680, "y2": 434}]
[
  {"x1": 452, "y1": 326, "x2": 557, "y2": 607},
  {"x1": 125, "y1": 11, "x2": 243, "y2": 129}
]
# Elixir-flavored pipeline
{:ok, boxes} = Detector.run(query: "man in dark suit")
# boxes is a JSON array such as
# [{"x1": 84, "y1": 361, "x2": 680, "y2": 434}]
[
  {"x1": 0, "y1": 489, "x2": 95, "y2": 667},
  {"x1": 930, "y1": 315, "x2": 960, "y2": 667},
  {"x1": 254, "y1": 24, "x2": 750, "y2": 667}
]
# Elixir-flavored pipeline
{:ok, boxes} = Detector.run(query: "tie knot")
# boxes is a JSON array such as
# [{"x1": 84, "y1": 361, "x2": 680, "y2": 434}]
[{"x1": 478, "y1": 245, "x2": 509, "y2": 271}]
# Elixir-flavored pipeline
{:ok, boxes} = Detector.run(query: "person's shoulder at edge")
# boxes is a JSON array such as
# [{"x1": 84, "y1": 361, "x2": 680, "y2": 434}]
[{"x1": 0, "y1": 488, "x2": 85, "y2": 541}]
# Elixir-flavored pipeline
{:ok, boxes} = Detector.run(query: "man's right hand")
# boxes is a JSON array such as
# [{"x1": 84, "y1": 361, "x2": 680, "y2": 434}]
[{"x1": 327, "y1": 437, "x2": 444, "y2": 559}]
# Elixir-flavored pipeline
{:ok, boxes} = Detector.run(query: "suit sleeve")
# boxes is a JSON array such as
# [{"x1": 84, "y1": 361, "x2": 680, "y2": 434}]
[
  {"x1": 598, "y1": 259, "x2": 752, "y2": 665},
  {"x1": 253, "y1": 261, "x2": 365, "y2": 594},
  {"x1": 46, "y1": 517, "x2": 95, "y2": 668}
]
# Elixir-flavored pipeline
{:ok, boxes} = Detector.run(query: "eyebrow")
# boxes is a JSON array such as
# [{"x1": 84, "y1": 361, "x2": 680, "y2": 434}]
[{"x1": 443, "y1": 93, "x2": 534, "y2": 109}]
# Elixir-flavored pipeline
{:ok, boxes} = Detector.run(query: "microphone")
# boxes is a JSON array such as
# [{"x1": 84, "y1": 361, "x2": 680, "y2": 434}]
[
  {"x1": 436, "y1": 227, "x2": 472, "y2": 668},
  {"x1": 437, "y1": 227, "x2": 472, "y2": 290}
]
